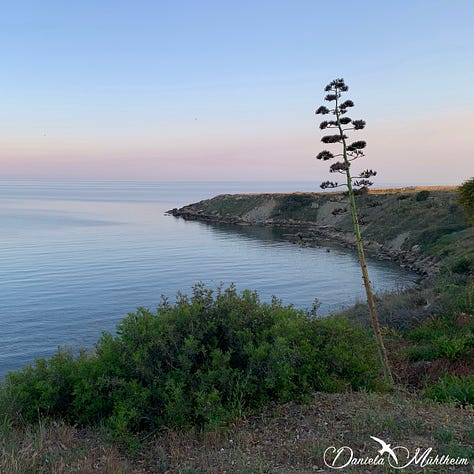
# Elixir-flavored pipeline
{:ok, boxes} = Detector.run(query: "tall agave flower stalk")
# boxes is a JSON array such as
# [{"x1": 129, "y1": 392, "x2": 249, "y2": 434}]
[{"x1": 315, "y1": 78, "x2": 394, "y2": 385}]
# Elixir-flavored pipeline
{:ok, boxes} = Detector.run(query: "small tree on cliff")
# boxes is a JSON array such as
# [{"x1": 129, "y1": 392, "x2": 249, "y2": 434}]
[{"x1": 315, "y1": 78, "x2": 393, "y2": 385}]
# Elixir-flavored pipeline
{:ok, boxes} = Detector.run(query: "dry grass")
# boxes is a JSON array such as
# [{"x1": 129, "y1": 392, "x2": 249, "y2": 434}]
[
  {"x1": 139, "y1": 392, "x2": 473, "y2": 473},
  {"x1": 0, "y1": 421, "x2": 141, "y2": 473},
  {"x1": 3, "y1": 392, "x2": 471, "y2": 473},
  {"x1": 368, "y1": 186, "x2": 458, "y2": 194}
]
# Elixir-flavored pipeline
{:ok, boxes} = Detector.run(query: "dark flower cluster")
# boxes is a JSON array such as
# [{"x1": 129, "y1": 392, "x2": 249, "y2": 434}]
[
  {"x1": 325, "y1": 78, "x2": 348, "y2": 91},
  {"x1": 352, "y1": 120, "x2": 366, "y2": 130},
  {"x1": 316, "y1": 150, "x2": 334, "y2": 161},
  {"x1": 339, "y1": 100, "x2": 354, "y2": 115},
  {"x1": 322, "y1": 134, "x2": 347, "y2": 144},
  {"x1": 347, "y1": 149, "x2": 365, "y2": 160},
  {"x1": 359, "y1": 169, "x2": 377, "y2": 178},
  {"x1": 340, "y1": 100, "x2": 354, "y2": 109},
  {"x1": 320, "y1": 119, "x2": 339, "y2": 129},
  {"x1": 319, "y1": 121, "x2": 329, "y2": 130},
  {"x1": 347, "y1": 140, "x2": 366, "y2": 151},
  {"x1": 325, "y1": 93, "x2": 339, "y2": 102},
  {"x1": 315, "y1": 106, "x2": 330, "y2": 115},
  {"x1": 353, "y1": 179, "x2": 373, "y2": 187},
  {"x1": 330, "y1": 161, "x2": 349, "y2": 173},
  {"x1": 320, "y1": 180, "x2": 339, "y2": 189}
]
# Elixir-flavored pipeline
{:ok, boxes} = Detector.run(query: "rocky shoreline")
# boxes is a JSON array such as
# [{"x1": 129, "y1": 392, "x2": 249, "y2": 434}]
[{"x1": 167, "y1": 202, "x2": 440, "y2": 278}]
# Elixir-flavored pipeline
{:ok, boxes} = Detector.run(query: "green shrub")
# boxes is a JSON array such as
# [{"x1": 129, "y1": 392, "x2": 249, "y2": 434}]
[
  {"x1": 408, "y1": 345, "x2": 439, "y2": 362},
  {"x1": 434, "y1": 334, "x2": 474, "y2": 360},
  {"x1": 407, "y1": 296, "x2": 474, "y2": 361},
  {"x1": 458, "y1": 177, "x2": 474, "y2": 224},
  {"x1": 436, "y1": 282, "x2": 474, "y2": 316},
  {"x1": 396, "y1": 194, "x2": 409, "y2": 201},
  {"x1": 450, "y1": 256, "x2": 473, "y2": 275},
  {"x1": 3, "y1": 348, "x2": 85, "y2": 422},
  {"x1": 408, "y1": 330, "x2": 473, "y2": 361},
  {"x1": 0, "y1": 284, "x2": 380, "y2": 440},
  {"x1": 415, "y1": 190, "x2": 430, "y2": 201},
  {"x1": 425, "y1": 376, "x2": 474, "y2": 406}
]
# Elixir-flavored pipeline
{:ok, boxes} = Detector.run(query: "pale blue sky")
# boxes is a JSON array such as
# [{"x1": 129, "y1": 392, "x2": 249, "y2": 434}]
[{"x1": 1, "y1": 0, "x2": 473, "y2": 184}]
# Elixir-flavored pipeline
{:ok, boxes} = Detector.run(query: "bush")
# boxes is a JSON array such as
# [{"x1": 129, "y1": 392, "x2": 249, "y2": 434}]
[
  {"x1": 0, "y1": 284, "x2": 380, "y2": 440},
  {"x1": 1, "y1": 348, "x2": 83, "y2": 422},
  {"x1": 408, "y1": 345, "x2": 439, "y2": 362},
  {"x1": 407, "y1": 295, "x2": 474, "y2": 362},
  {"x1": 436, "y1": 282, "x2": 474, "y2": 317},
  {"x1": 458, "y1": 177, "x2": 474, "y2": 224},
  {"x1": 425, "y1": 376, "x2": 474, "y2": 406},
  {"x1": 396, "y1": 194, "x2": 409, "y2": 201},
  {"x1": 415, "y1": 190, "x2": 430, "y2": 201},
  {"x1": 450, "y1": 256, "x2": 473, "y2": 275}
]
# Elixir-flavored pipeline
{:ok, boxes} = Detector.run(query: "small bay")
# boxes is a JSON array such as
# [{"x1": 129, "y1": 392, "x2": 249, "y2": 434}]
[{"x1": 0, "y1": 180, "x2": 417, "y2": 377}]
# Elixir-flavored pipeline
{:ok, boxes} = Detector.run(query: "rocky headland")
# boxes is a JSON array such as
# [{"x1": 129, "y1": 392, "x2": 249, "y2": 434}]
[{"x1": 168, "y1": 187, "x2": 466, "y2": 278}]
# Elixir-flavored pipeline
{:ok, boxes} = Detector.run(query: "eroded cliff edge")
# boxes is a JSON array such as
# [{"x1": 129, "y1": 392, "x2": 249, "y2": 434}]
[{"x1": 168, "y1": 187, "x2": 470, "y2": 277}]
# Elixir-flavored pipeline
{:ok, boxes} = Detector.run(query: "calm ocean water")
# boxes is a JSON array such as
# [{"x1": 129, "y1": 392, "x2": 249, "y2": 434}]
[{"x1": 0, "y1": 180, "x2": 416, "y2": 377}]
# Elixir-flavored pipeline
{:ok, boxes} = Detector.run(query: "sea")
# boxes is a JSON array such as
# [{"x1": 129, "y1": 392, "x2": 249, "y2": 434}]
[{"x1": 0, "y1": 180, "x2": 417, "y2": 378}]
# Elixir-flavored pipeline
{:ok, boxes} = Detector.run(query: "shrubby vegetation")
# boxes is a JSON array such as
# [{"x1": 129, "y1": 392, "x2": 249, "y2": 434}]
[
  {"x1": 415, "y1": 190, "x2": 430, "y2": 201},
  {"x1": 408, "y1": 313, "x2": 473, "y2": 362},
  {"x1": 401, "y1": 275, "x2": 473, "y2": 406},
  {"x1": 425, "y1": 376, "x2": 474, "y2": 406},
  {"x1": 0, "y1": 284, "x2": 380, "y2": 442},
  {"x1": 458, "y1": 177, "x2": 474, "y2": 224}
]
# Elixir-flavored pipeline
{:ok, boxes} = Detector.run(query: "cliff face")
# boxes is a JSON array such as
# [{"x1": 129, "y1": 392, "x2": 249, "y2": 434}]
[{"x1": 168, "y1": 188, "x2": 471, "y2": 276}]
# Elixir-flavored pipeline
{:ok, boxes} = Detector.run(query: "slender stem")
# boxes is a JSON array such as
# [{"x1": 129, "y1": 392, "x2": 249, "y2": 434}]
[{"x1": 334, "y1": 89, "x2": 394, "y2": 385}]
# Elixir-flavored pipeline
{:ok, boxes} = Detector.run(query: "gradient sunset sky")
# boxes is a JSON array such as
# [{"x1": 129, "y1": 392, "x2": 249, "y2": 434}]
[{"x1": 1, "y1": 1, "x2": 473, "y2": 184}]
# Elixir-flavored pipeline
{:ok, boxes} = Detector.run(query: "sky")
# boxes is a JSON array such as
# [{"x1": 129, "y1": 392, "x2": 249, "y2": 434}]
[{"x1": 0, "y1": 0, "x2": 473, "y2": 185}]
